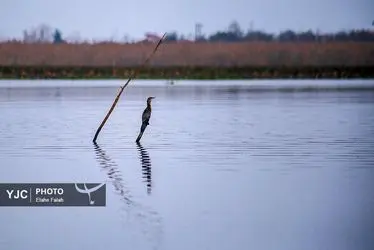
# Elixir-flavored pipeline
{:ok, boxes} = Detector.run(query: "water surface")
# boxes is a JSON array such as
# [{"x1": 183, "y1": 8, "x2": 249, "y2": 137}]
[{"x1": 1, "y1": 79, "x2": 374, "y2": 250}]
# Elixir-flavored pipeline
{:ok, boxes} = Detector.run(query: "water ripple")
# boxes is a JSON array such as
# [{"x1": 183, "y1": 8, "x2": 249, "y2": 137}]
[{"x1": 93, "y1": 142, "x2": 163, "y2": 249}]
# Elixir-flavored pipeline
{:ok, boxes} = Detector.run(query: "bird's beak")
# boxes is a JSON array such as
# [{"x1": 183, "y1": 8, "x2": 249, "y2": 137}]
[{"x1": 151, "y1": 96, "x2": 156, "y2": 99}]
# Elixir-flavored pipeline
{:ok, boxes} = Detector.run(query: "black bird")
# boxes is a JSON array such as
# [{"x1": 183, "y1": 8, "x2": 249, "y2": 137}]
[{"x1": 136, "y1": 96, "x2": 155, "y2": 142}]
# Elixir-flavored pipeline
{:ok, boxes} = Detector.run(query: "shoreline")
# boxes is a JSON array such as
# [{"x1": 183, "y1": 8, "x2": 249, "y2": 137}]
[{"x1": 1, "y1": 66, "x2": 374, "y2": 80}]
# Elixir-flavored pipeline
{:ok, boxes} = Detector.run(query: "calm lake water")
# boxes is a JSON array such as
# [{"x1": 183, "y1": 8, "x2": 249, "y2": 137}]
[{"x1": 1, "y1": 79, "x2": 374, "y2": 250}]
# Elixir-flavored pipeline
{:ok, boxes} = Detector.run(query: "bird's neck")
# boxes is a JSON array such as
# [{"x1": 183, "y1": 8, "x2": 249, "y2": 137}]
[{"x1": 147, "y1": 103, "x2": 152, "y2": 110}]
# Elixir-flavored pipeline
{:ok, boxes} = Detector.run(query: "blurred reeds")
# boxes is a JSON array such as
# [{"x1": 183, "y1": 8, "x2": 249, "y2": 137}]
[{"x1": 1, "y1": 41, "x2": 373, "y2": 79}]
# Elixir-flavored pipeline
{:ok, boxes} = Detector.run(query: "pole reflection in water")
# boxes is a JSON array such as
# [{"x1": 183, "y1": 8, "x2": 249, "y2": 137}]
[
  {"x1": 93, "y1": 142, "x2": 133, "y2": 205},
  {"x1": 136, "y1": 141, "x2": 152, "y2": 195},
  {"x1": 93, "y1": 142, "x2": 163, "y2": 249}
]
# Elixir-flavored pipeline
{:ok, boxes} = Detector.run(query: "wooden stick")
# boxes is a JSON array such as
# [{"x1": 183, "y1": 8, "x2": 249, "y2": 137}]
[{"x1": 92, "y1": 33, "x2": 167, "y2": 143}]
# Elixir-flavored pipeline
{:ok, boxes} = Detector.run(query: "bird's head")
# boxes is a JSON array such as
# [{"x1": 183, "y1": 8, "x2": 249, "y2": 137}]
[{"x1": 147, "y1": 96, "x2": 155, "y2": 105}]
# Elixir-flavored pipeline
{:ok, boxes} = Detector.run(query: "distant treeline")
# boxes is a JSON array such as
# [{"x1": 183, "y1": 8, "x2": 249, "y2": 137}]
[
  {"x1": 6, "y1": 22, "x2": 374, "y2": 44},
  {"x1": 194, "y1": 29, "x2": 374, "y2": 42},
  {"x1": 167, "y1": 22, "x2": 374, "y2": 42}
]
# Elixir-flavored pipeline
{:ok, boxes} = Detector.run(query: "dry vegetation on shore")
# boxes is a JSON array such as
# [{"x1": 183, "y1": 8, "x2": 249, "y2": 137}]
[{"x1": 1, "y1": 41, "x2": 374, "y2": 67}]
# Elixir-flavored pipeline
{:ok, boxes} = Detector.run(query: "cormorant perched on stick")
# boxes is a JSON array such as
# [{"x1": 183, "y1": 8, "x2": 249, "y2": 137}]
[{"x1": 136, "y1": 96, "x2": 155, "y2": 142}]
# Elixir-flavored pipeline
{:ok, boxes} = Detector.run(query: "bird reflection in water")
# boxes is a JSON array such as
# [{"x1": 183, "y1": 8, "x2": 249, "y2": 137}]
[{"x1": 136, "y1": 141, "x2": 152, "y2": 195}]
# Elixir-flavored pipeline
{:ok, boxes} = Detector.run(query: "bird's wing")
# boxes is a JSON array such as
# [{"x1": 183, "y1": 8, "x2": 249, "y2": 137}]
[{"x1": 142, "y1": 108, "x2": 151, "y2": 123}]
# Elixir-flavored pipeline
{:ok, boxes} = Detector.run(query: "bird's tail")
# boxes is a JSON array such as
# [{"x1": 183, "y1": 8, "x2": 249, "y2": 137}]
[
  {"x1": 140, "y1": 122, "x2": 148, "y2": 133},
  {"x1": 136, "y1": 122, "x2": 148, "y2": 142}
]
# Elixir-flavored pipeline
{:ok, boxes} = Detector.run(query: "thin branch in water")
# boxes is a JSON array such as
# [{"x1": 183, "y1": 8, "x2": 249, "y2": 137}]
[{"x1": 92, "y1": 33, "x2": 167, "y2": 143}]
